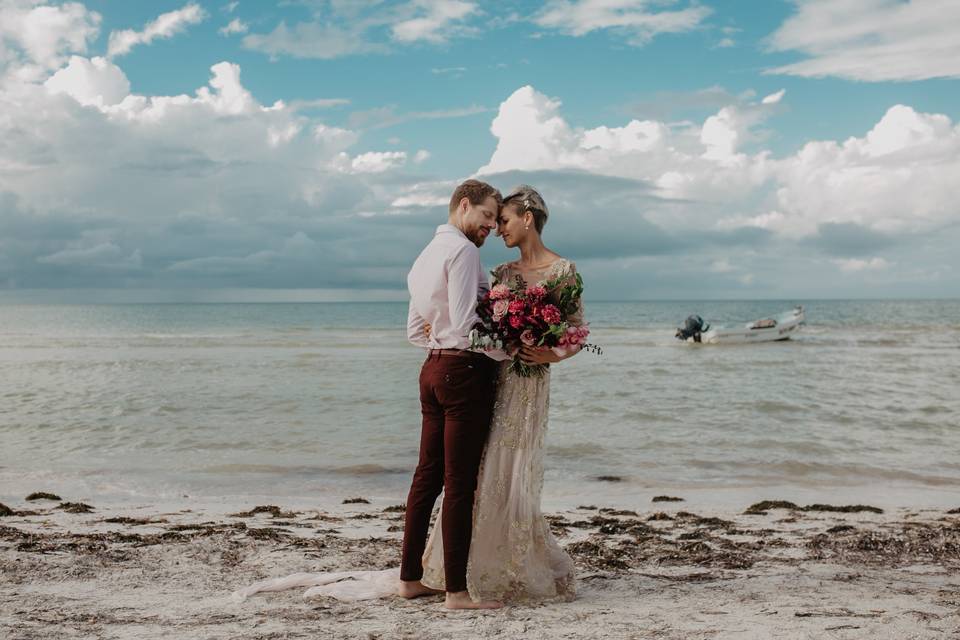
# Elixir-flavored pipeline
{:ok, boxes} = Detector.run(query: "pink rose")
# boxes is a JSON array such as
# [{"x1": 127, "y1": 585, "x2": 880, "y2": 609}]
[
  {"x1": 509, "y1": 315, "x2": 524, "y2": 329},
  {"x1": 508, "y1": 299, "x2": 526, "y2": 315},
  {"x1": 489, "y1": 284, "x2": 510, "y2": 300},
  {"x1": 541, "y1": 304, "x2": 561, "y2": 325},
  {"x1": 558, "y1": 336, "x2": 568, "y2": 346},
  {"x1": 492, "y1": 299, "x2": 509, "y2": 321},
  {"x1": 520, "y1": 329, "x2": 536, "y2": 346}
]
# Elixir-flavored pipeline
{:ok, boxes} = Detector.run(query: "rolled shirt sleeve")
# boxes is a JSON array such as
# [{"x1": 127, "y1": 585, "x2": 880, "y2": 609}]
[
  {"x1": 446, "y1": 244, "x2": 482, "y2": 343},
  {"x1": 406, "y1": 300, "x2": 429, "y2": 349}
]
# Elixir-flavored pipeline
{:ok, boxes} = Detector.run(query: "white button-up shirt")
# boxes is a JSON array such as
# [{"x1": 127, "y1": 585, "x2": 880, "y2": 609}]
[{"x1": 407, "y1": 224, "x2": 507, "y2": 360}]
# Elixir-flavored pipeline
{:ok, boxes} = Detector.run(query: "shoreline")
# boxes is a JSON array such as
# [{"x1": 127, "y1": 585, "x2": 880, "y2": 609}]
[
  {"x1": 4, "y1": 477, "x2": 960, "y2": 515},
  {"x1": 2, "y1": 491, "x2": 958, "y2": 639}
]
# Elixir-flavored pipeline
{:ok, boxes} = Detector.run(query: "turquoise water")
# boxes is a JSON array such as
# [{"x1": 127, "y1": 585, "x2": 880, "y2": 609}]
[{"x1": 1, "y1": 300, "x2": 958, "y2": 507}]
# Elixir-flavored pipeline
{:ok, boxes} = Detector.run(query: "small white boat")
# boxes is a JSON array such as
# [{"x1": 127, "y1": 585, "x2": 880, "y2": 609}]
[{"x1": 676, "y1": 306, "x2": 805, "y2": 344}]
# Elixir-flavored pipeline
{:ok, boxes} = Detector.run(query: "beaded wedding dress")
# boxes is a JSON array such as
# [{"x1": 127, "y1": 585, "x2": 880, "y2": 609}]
[{"x1": 234, "y1": 259, "x2": 582, "y2": 604}]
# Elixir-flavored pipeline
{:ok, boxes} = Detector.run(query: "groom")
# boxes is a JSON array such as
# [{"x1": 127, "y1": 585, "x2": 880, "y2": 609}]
[{"x1": 399, "y1": 179, "x2": 507, "y2": 610}]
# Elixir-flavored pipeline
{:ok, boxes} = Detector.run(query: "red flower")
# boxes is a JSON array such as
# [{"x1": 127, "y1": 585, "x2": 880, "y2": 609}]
[
  {"x1": 541, "y1": 304, "x2": 561, "y2": 325},
  {"x1": 526, "y1": 285, "x2": 547, "y2": 300},
  {"x1": 509, "y1": 315, "x2": 524, "y2": 329},
  {"x1": 508, "y1": 299, "x2": 526, "y2": 315}
]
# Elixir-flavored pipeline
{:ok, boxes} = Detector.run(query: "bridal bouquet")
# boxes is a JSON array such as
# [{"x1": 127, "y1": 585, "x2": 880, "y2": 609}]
[{"x1": 469, "y1": 271, "x2": 600, "y2": 377}]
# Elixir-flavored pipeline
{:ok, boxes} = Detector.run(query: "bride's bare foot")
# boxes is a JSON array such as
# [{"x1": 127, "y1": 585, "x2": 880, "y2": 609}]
[
  {"x1": 397, "y1": 580, "x2": 443, "y2": 599},
  {"x1": 444, "y1": 590, "x2": 503, "y2": 610}
]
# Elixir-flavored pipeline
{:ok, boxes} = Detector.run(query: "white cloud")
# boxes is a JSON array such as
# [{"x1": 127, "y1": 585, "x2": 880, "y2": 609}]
[
  {"x1": 833, "y1": 257, "x2": 891, "y2": 272},
  {"x1": 348, "y1": 103, "x2": 489, "y2": 130},
  {"x1": 768, "y1": 104, "x2": 960, "y2": 236},
  {"x1": 391, "y1": 0, "x2": 477, "y2": 43},
  {"x1": 479, "y1": 85, "x2": 960, "y2": 247},
  {"x1": 709, "y1": 259, "x2": 735, "y2": 273},
  {"x1": 242, "y1": 20, "x2": 385, "y2": 59},
  {"x1": 0, "y1": 1, "x2": 101, "y2": 80},
  {"x1": 44, "y1": 55, "x2": 129, "y2": 107},
  {"x1": 413, "y1": 149, "x2": 431, "y2": 164},
  {"x1": 219, "y1": 18, "x2": 248, "y2": 36},
  {"x1": 167, "y1": 232, "x2": 316, "y2": 274},
  {"x1": 390, "y1": 181, "x2": 454, "y2": 208},
  {"x1": 37, "y1": 240, "x2": 142, "y2": 270},
  {"x1": 766, "y1": 0, "x2": 960, "y2": 81},
  {"x1": 107, "y1": 3, "x2": 207, "y2": 58},
  {"x1": 0, "y1": 57, "x2": 366, "y2": 285},
  {"x1": 345, "y1": 151, "x2": 408, "y2": 173},
  {"x1": 288, "y1": 97, "x2": 350, "y2": 111},
  {"x1": 479, "y1": 85, "x2": 780, "y2": 217},
  {"x1": 761, "y1": 89, "x2": 785, "y2": 105},
  {"x1": 534, "y1": 0, "x2": 711, "y2": 45},
  {"x1": 242, "y1": 0, "x2": 479, "y2": 59}
]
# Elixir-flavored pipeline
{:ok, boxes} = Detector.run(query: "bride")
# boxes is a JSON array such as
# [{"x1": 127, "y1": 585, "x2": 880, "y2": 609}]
[{"x1": 233, "y1": 185, "x2": 586, "y2": 605}]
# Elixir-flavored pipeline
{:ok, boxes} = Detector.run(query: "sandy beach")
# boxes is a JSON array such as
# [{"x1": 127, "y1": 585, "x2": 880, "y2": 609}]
[{"x1": 1, "y1": 492, "x2": 958, "y2": 640}]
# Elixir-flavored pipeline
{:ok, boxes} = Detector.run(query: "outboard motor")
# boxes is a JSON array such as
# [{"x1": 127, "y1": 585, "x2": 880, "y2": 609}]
[{"x1": 676, "y1": 315, "x2": 709, "y2": 342}]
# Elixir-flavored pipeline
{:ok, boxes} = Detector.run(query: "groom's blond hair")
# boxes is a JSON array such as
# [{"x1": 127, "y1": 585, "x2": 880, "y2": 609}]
[{"x1": 448, "y1": 180, "x2": 502, "y2": 215}]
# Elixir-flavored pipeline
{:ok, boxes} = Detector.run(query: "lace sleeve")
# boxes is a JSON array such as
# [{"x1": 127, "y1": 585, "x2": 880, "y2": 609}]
[{"x1": 490, "y1": 262, "x2": 511, "y2": 286}]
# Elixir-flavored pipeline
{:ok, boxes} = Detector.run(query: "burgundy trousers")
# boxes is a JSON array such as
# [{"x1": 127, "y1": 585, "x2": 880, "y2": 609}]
[{"x1": 399, "y1": 351, "x2": 497, "y2": 593}]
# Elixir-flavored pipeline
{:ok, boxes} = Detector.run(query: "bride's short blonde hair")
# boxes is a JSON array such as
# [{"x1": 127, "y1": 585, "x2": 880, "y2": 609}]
[{"x1": 502, "y1": 185, "x2": 549, "y2": 233}]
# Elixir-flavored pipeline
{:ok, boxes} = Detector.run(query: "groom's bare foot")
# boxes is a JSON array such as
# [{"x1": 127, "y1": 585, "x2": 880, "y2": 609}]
[
  {"x1": 398, "y1": 580, "x2": 443, "y2": 599},
  {"x1": 444, "y1": 590, "x2": 503, "y2": 610}
]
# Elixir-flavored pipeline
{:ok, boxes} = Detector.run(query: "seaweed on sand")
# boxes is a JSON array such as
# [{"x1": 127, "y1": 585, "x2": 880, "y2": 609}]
[
  {"x1": 566, "y1": 538, "x2": 630, "y2": 571},
  {"x1": 57, "y1": 502, "x2": 94, "y2": 513},
  {"x1": 26, "y1": 492, "x2": 62, "y2": 501},
  {"x1": 807, "y1": 522, "x2": 960, "y2": 566},
  {"x1": 229, "y1": 505, "x2": 298, "y2": 518},
  {"x1": 647, "y1": 512, "x2": 674, "y2": 521},
  {"x1": 744, "y1": 500, "x2": 883, "y2": 516},
  {"x1": 744, "y1": 500, "x2": 800, "y2": 515}
]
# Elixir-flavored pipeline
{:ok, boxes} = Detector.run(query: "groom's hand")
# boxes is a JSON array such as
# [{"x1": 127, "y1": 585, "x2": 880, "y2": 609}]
[
  {"x1": 424, "y1": 323, "x2": 432, "y2": 339},
  {"x1": 519, "y1": 345, "x2": 561, "y2": 365}
]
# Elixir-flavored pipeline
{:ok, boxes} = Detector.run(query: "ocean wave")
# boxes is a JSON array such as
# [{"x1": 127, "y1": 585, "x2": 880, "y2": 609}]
[
  {"x1": 685, "y1": 458, "x2": 960, "y2": 486},
  {"x1": 548, "y1": 443, "x2": 608, "y2": 458}
]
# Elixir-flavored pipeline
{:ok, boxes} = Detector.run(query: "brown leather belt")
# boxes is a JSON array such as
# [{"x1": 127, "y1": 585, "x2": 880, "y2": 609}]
[{"x1": 428, "y1": 348, "x2": 484, "y2": 359}]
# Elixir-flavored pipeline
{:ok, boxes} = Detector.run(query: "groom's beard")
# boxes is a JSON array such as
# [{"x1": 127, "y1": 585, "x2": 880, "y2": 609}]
[{"x1": 466, "y1": 227, "x2": 489, "y2": 247}]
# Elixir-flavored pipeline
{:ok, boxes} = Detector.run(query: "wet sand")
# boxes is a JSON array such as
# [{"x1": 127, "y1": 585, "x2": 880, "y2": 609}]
[{"x1": 1, "y1": 493, "x2": 958, "y2": 639}]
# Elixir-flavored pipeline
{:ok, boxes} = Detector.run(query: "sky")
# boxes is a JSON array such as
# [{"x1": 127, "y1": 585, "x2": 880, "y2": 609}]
[{"x1": 0, "y1": 0, "x2": 958, "y2": 302}]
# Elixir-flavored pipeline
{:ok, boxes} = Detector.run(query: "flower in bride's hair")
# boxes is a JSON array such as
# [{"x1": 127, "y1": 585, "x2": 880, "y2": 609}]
[
  {"x1": 520, "y1": 329, "x2": 535, "y2": 346},
  {"x1": 541, "y1": 304, "x2": 561, "y2": 325},
  {"x1": 492, "y1": 299, "x2": 509, "y2": 321},
  {"x1": 490, "y1": 284, "x2": 510, "y2": 300}
]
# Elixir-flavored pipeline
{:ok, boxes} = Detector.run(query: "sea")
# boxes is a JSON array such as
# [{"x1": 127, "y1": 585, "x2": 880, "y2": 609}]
[{"x1": 1, "y1": 300, "x2": 958, "y2": 511}]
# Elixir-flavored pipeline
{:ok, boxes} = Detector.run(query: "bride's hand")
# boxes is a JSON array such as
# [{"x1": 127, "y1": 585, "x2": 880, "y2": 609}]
[{"x1": 519, "y1": 345, "x2": 561, "y2": 365}]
